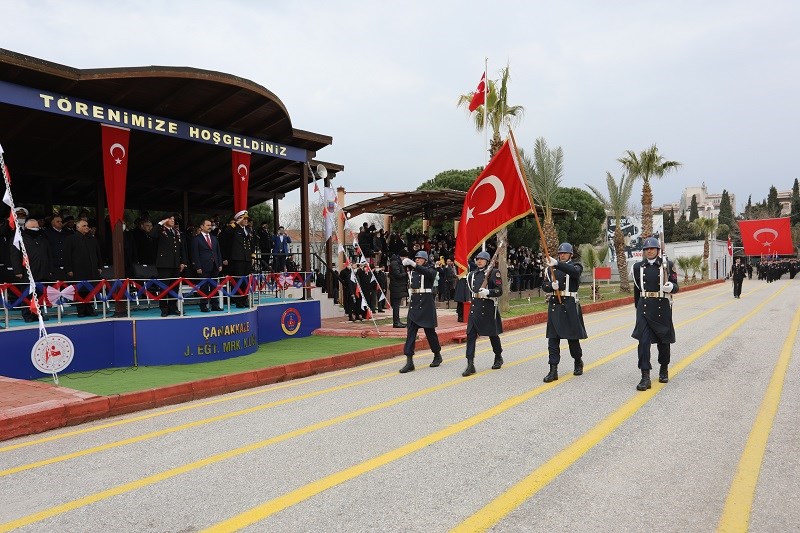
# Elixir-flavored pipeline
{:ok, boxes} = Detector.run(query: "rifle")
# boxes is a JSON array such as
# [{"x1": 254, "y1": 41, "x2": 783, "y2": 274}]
[
  {"x1": 479, "y1": 241, "x2": 506, "y2": 291},
  {"x1": 660, "y1": 235, "x2": 673, "y2": 308}
]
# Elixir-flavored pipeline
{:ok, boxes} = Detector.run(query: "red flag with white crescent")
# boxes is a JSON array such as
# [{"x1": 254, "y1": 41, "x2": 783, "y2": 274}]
[
  {"x1": 101, "y1": 125, "x2": 130, "y2": 227},
  {"x1": 232, "y1": 150, "x2": 251, "y2": 213},
  {"x1": 454, "y1": 136, "x2": 533, "y2": 272},
  {"x1": 737, "y1": 217, "x2": 794, "y2": 256},
  {"x1": 468, "y1": 73, "x2": 486, "y2": 112},
  {"x1": 727, "y1": 235, "x2": 732, "y2": 256}
]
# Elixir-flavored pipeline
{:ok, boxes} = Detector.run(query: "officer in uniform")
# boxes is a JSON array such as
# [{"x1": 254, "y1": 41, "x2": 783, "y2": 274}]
[
  {"x1": 631, "y1": 237, "x2": 679, "y2": 390},
  {"x1": 729, "y1": 256, "x2": 747, "y2": 299},
  {"x1": 462, "y1": 251, "x2": 504, "y2": 376},
  {"x1": 149, "y1": 214, "x2": 187, "y2": 317},
  {"x1": 542, "y1": 243, "x2": 587, "y2": 382},
  {"x1": 228, "y1": 210, "x2": 256, "y2": 308},
  {"x1": 398, "y1": 251, "x2": 442, "y2": 373}
]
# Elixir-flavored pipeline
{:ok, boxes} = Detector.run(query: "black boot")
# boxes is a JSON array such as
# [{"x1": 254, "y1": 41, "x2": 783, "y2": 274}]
[
  {"x1": 491, "y1": 354, "x2": 503, "y2": 369},
  {"x1": 573, "y1": 358, "x2": 584, "y2": 376},
  {"x1": 399, "y1": 356, "x2": 415, "y2": 374},
  {"x1": 636, "y1": 370, "x2": 652, "y2": 391},
  {"x1": 462, "y1": 359, "x2": 476, "y2": 377},
  {"x1": 543, "y1": 364, "x2": 558, "y2": 383},
  {"x1": 659, "y1": 365, "x2": 669, "y2": 383},
  {"x1": 430, "y1": 353, "x2": 443, "y2": 367}
]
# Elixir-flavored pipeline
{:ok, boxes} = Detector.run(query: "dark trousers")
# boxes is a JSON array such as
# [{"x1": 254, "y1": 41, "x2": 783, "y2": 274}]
[
  {"x1": 273, "y1": 253, "x2": 287, "y2": 273},
  {"x1": 404, "y1": 321, "x2": 441, "y2": 356},
  {"x1": 228, "y1": 261, "x2": 251, "y2": 308},
  {"x1": 199, "y1": 270, "x2": 222, "y2": 310},
  {"x1": 548, "y1": 337, "x2": 583, "y2": 365},
  {"x1": 465, "y1": 329, "x2": 501, "y2": 359},
  {"x1": 733, "y1": 278, "x2": 743, "y2": 297},
  {"x1": 75, "y1": 285, "x2": 95, "y2": 316},
  {"x1": 636, "y1": 325, "x2": 671, "y2": 370},
  {"x1": 156, "y1": 267, "x2": 180, "y2": 314},
  {"x1": 456, "y1": 302, "x2": 464, "y2": 322},
  {"x1": 391, "y1": 297, "x2": 403, "y2": 324}
]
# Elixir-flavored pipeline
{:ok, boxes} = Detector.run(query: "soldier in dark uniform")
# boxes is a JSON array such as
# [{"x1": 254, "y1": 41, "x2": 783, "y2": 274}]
[
  {"x1": 542, "y1": 242, "x2": 587, "y2": 382},
  {"x1": 339, "y1": 262, "x2": 357, "y2": 321},
  {"x1": 631, "y1": 237, "x2": 679, "y2": 390},
  {"x1": 388, "y1": 249, "x2": 409, "y2": 327},
  {"x1": 729, "y1": 256, "x2": 747, "y2": 299},
  {"x1": 399, "y1": 251, "x2": 442, "y2": 373},
  {"x1": 149, "y1": 214, "x2": 187, "y2": 317},
  {"x1": 462, "y1": 251, "x2": 504, "y2": 376},
  {"x1": 227, "y1": 210, "x2": 256, "y2": 308}
]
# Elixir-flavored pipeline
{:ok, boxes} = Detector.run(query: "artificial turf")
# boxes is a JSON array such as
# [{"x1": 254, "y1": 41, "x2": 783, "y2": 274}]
[{"x1": 43, "y1": 335, "x2": 402, "y2": 396}]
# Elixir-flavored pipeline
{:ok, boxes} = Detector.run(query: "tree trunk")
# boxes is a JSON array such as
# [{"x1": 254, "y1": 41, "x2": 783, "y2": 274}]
[
  {"x1": 615, "y1": 227, "x2": 630, "y2": 292},
  {"x1": 498, "y1": 227, "x2": 510, "y2": 312},
  {"x1": 543, "y1": 221, "x2": 559, "y2": 259},
  {"x1": 641, "y1": 180, "x2": 653, "y2": 238},
  {"x1": 703, "y1": 238, "x2": 710, "y2": 279}
]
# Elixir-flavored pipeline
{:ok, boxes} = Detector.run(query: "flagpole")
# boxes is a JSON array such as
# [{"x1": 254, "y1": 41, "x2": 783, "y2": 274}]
[
  {"x1": 483, "y1": 57, "x2": 488, "y2": 165},
  {"x1": 508, "y1": 129, "x2": 561, "y2": 303}
]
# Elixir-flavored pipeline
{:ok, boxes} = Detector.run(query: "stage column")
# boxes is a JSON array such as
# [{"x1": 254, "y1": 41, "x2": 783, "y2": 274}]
[{"x1": 300, "y1": 163, "x2": 311, "y2": 298}]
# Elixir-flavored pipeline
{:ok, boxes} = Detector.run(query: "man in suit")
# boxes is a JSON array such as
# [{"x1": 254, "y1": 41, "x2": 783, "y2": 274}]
[
  {"x1": 63, "y1": 219, "x2": 103, "y2": 317},
  {"x1": 149, "y1": 214, "x2": 186, "y2": 317},
  {"x1": 271, "y1": 225, "x2": 291, "y2": 272},
  {"x1": 228, "y1": 210, "x2": 256, "y2": 308},
  {"x1": 191, "y1": 218, "x2": 223, "y2": 312}
]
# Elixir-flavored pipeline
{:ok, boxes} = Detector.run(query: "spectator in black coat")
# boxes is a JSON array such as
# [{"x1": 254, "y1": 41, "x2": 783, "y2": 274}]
[
  {"x1": 11, "y1": 219, "x2": 53, "y2": 321},
  {"x1": 388, "y1": 250, "x2": 409, "y2": 328},
  {"x1": 64, "y1": 219, "x2": 103, "y2": 316}
]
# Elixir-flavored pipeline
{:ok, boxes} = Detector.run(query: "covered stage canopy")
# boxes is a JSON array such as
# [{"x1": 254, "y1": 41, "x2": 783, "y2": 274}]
[{"x1": 0, "y1": 48, "x2": 342, "y2": 212}]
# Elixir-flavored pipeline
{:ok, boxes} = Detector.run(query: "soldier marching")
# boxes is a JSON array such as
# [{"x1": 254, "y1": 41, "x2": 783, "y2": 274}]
[{"x1": 461, "y1": 250, "x2": 504, "y2": 377}]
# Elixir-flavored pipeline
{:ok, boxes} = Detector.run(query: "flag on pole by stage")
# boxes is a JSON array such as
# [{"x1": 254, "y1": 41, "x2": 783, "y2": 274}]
[
  {"x1": 454, "y1": 135, "x2": 533, "y2": 272},
  {"x1": 324, "y1": 186, "x2": 337, "y2": 240},
  {"x1": 737, "y1": 217, "x2": 794, "y2": 256},
  {"x1": 101, "y1": 124, "x2": 130, "y2": 227},
  {"x1": 468, "y1": 72, "x2": 487, "y2": 112}
]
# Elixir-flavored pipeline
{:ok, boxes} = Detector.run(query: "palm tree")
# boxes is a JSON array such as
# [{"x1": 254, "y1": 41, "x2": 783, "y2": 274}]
[
  {"x1": 688, "y1": 255, "x2": 703, "y2": 280},
  {"x1": 691, "y1": 217, "x2": 718, "y2": 279},
  {"x1": 520, "y1": 138, "x2": 564, "y2": 255},
  {"x1": 458, "y1": 64, "x2": 524, "y2": 313},
  {"x1": 676, "y1": 256, "x2": 691, "y2": 282},
  {"x1": 618, "y1": 144, "x2": 681, "y2": 238},
  {"x1": 579, "y1": 243, "x2": 609, "y2": 301},
  {"x1": 587, "y1": 172, "x2": 635, "y2": 292}
]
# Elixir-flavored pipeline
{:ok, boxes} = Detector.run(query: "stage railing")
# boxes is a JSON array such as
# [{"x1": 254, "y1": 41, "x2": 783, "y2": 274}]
[{"x1": 0, "y1": 271, "x2": 317, "y2": 328}]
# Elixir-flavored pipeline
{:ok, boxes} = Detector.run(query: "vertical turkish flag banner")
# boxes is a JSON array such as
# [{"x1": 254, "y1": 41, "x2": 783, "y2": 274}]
[
  {"x1": 468, "y1": 72, "x2": 486, "y2": 112},
  {"x1": 232, "y1": 150, "x2": 251, "y2": 213},
  {"x1": 454, "y1": 136, "x2": 533, "y2": 272},
  {"x1": 737, "y1": 217, "x2": 794, "y2": 256},
  {"x1": 727, "y1": 235, "x2": 732, "y2": 256},
  {"x1": 101, "y1": 125, "x2": 130, "y2": 226}
]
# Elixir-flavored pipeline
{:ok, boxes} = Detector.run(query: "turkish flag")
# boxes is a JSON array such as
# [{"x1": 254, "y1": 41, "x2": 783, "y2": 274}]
[
  {"x1": 101, "y1": 125, "x2": 130, "y2": 226},
  {"x1": 727, "y1": 235, "x2": 732, "y2": 256},
  {"x1": 737, "y1": 217, "x2": 794, "y2": 256},
  {"x1": 232, "y1": 150, "x2": 251, "y2": 213},
  {"x1": 454, "y1": 136, "x2": 533, "y2": 272},
  {"x1": 468, "y1": 73, "x2": 486, "y2": 112}
]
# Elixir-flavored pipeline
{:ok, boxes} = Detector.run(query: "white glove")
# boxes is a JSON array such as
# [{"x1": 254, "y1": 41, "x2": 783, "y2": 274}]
[
  {"x1": 478, "y1": 288, "x2": 490, "y2": 298},
  {"x1": 551, "y1": 281, "x2": 559, "y2": 290},
  {"x1": 402, "y1": 258, "x2": 415, "y2": 267},
  {"x1": 662, "y1": 282, "x2": 674, "y2": 293},
  {"x1": 546, "y1": 256, "x2": 558, "y2": 267}
]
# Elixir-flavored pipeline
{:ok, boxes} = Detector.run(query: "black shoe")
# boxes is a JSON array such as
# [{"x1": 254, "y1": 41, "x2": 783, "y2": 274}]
[
  {"x1": 41, "y1": 314, "x2": 49, "y2": 321},
  {"x1": 393, "y1": 323, "x2": 406, "y2": 328},
  {"x1": 399, "y1": 356, "x2": 415, "y2": 374},
  {"x1": 574, "y1": 358, "x2": 584, "y2": 376},
  {"x1": 491, "y1": 355, "x2": 503, "y2": 369},
  {"x1": 211, "y1": 306, "x2": 222, "y2": 311},
  {"x1": 430, "y1": 353, "x2": 443, "y2": 367},
  {"x1": 543, "y1": 364, "x2": 558, "y2": 383},
  {"x1": 169, "y1": 311, "x2": 181, "y2": 316},
  {"x1": 200, "y1": 307, "x2": 210, "y2": 313},
  {"x1": 462, "y1": 361, "x2": 476, "y2": 377},
  {"x1": 637, "y1": 371, "x2": 652, "y2": 391},
  {"x1": 160, "y1": 311, "x2": 169, "y2": 317},
  {"x1": 23, "y1": 315, "x2": 36, "y2": 323},
  {"x1": 659, "y1": 365, "x2": 669, "y2": 383}
]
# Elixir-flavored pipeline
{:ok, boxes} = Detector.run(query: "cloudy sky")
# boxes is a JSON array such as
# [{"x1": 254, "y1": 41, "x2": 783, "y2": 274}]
[{"x1": 3, "y1": 0, "x2": 799, "y2": 215}]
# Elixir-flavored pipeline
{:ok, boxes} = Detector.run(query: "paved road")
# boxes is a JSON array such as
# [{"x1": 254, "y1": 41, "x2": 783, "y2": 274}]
[{"x1": 1, "y1": 280, "x2": 798, "y2": 532}]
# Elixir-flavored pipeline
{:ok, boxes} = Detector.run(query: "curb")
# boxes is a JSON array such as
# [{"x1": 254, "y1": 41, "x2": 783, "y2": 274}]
[{"x1": 0, "y1": 279, "x2": 723, "y2": 442}]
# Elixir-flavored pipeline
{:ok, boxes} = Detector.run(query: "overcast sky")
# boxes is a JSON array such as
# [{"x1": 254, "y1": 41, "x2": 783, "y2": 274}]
[{"x1": 3, "y1": 0, "x2": 799, "y2": 216}]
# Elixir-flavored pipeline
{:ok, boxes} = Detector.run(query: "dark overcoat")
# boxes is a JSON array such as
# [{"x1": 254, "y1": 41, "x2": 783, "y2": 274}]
[
  {"x1": 466, "y1": 267, "x2": 503, "y2": 336},
  {"x1": 63, "y1": 232, "x2": 103, "y2": 280},
  {"x1": 407, "y1": 263, "x2": 437, "y2": 328},
  {"x1": 542, "y1": 260, "x2": 587, "y2": 340},
  {"x1": 631, "y1": 257, "x2": 679, "y2": 344}
]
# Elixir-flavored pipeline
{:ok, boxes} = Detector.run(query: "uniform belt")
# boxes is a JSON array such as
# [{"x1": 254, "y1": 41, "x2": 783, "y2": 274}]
[
  {"x1": 560, "y1": 291, "x2": 578, "y2": 298},
  {"x1": 643, "y1": 291, "x2": 664, "y2": 298},
  {"x1": 409, "y1": 288, "x2": 432, "y2": 294}
]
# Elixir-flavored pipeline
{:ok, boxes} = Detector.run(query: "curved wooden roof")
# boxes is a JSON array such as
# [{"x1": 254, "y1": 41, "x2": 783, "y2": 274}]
[{"x1": 0, "y1": 48, "x2": 342, "y2": 212}]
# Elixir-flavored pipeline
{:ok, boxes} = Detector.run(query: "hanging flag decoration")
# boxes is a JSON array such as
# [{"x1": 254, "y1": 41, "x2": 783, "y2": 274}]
[
  {"x1": 101, "y1": 124, "x2": 130, "y2": 227},
  {"x1": 231, "y1": 150, "x2": 251, "y2": 213}
]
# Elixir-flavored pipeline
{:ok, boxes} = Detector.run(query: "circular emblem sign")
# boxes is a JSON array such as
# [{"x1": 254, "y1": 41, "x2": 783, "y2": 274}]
[
  {"x1": 31, "y1": 334, "x2": 75, "y2": 374},
  {"x1": 280, "y1": 307, "x2": 302, "y2": 336}
]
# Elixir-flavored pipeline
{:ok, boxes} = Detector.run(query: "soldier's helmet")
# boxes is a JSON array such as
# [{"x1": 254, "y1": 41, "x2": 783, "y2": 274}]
[
  {"x1": 476, "y1": 251, "x2": 491, "y2": 261},
  {"x1": 642, "y1": 237, "x2": 660, "y2": 250},
  {"x1": 415, "y1": 251, "x2": 428, "y2": 261},
  {"x1": 557, "y1": 242, "x2": 574, "y2": 254}
]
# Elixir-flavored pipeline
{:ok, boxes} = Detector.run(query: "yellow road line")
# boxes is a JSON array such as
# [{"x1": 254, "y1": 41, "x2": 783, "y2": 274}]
[
  {"x1": 717, "y1": 301, "x2": 800, "y2": 532},
  {"x1": 1, "y1": 286, "x2": 720, "y2": 453},
  {"x1": 451, "y1": 284, "x2": 787, "y2": 532},
  {"x1": 200, "y1": 286, "x2": 760, "y2": 532}
]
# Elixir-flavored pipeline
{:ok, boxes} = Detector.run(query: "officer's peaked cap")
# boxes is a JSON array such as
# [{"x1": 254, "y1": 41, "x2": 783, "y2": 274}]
[{"x1": 642, "y1": 237, "x2": 660, "y2": 250}]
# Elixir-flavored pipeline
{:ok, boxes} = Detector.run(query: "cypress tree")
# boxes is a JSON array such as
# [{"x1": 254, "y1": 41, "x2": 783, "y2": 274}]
[
  {"x1": 718, "y1": 190, "x2": 734, "y2": 229},
  {"x1": 689, "y1": 194, "x2": 700, "y2": 221}
]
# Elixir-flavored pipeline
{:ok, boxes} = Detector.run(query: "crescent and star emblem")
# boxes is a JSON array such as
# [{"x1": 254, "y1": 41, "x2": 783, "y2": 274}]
[
  {"x1": 109, "y1": 143, "x2": 126, "y2": 165},
  {"x1": 465, "y1": 175, "x2": 506, "y2": 223},
  {"x1": 753, "y1": 228, "x2": 779, "y2": 247},
  {"x1": 237, "y1": 163, "x2": 248, "y2": 182}
]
